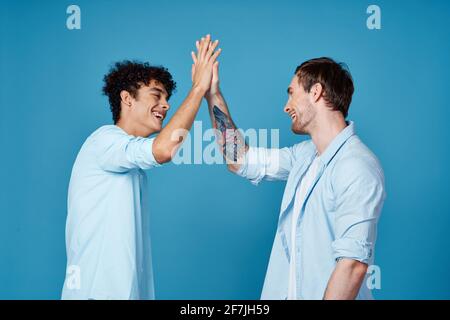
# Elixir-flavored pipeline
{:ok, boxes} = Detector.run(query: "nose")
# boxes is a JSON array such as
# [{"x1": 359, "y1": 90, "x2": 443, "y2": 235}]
[
  {"x1": 161, "y1": 100, "x2": 170, "y2": 111},
  {"x1": 284, "y1": 103, "x2": 291, "y2": 114}
]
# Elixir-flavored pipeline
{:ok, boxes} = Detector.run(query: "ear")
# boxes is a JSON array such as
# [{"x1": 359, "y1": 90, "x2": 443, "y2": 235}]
[
  {"x1": 310, "y1": 83, "x2": 324, "y2": 103},
  {"x1": 120, "y1": 90, "x2": 133, "y2": 108}
]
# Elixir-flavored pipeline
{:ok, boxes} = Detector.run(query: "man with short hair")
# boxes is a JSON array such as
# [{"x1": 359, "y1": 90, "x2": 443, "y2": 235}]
[{"x1": 204, "y1": 56, "x2": 386, "y2": 300}]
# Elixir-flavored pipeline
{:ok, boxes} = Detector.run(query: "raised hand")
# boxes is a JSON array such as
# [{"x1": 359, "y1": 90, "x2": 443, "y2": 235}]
[{"x1": 190, "y1": 34, "x2": 221, "y2": 93}]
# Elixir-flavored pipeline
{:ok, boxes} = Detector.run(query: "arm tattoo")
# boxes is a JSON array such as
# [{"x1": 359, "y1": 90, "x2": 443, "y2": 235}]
[{"x1": 212, "y1": 105, "x2": 244, "y2": 163}]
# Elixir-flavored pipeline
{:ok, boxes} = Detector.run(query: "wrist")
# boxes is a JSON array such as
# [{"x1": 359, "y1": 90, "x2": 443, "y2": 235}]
[
  {"x1": 205, "y1": 87, "x2": 221, "y2": 100},
  {"x1": 191, "y1": 84, "x2": 208, "y2": 96}
]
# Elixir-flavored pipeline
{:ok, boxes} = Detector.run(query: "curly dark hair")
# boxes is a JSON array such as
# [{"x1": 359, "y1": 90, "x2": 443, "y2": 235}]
[{"x1": 102, "y1": 60, "x2": 176, "y2": 124}]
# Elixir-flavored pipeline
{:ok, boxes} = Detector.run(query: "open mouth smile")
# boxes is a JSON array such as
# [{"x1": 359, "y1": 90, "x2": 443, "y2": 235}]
[
  {"x1": 152, "y1": 110, "x2": 165, "y2": 122},
  {"x1": 289, "y1": 112, "x2": 296, "y2": 122}
]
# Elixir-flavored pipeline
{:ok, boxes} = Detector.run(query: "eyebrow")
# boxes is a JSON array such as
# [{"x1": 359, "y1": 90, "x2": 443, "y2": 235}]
[{"x1": 149, "y1": 87, "x2": 168, "y2": 97}]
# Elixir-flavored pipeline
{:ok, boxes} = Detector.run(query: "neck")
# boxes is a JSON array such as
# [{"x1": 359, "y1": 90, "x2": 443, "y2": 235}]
[
  {"x1": 116, "y1": 118, "x2": 150, "y2": 137},
  {"x1": 309, "y1": 112, "x2": 347, "y2": 155}
]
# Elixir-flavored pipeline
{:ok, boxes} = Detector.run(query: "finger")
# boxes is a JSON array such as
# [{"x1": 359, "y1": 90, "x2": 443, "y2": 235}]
[
  {"x1": 191, "y1": 64, "x2": 195, "y2": 82},
  {"x1": 206, "y1": 40, "x2": 219, "y2": 60},
  {"x1": 198, "y1": 37, "x2": 205, "y2": 58},
  {"x1": 195, "y1": 41, "x2": 200, "y2": 58},
  {"x1": 191, "y1": 51, "x2": 197, "y2": 64},
  {"x1": 200, "y1": 34, "x2": 211, "y2": 60},
  {"x1": 207, "y1": 42, "x2": 213, "y2": 58},
  {"x1": 210, "y1": 47, "x2": 222, "y2": 63}
]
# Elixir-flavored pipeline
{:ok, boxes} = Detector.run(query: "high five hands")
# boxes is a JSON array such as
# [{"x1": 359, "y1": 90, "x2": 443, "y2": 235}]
[
  {"x1": 190, "y1": 34, "x2": 247, "y2": 169},
  {"x1": 191, "y1": 34, "x2": 221, "y2": 95}
]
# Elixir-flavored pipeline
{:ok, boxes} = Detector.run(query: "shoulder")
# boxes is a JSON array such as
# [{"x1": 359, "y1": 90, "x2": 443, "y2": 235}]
[
  {"x1": 90, "y1": 125, "x2": 130, "y2": 144},
  {"x1": 79, "y1": 125, "x2": 132, "y2": 156},
  {"x1": 92, "y1": 125, "x2": 127, "y2": 138},
  {"x1": 331, "y1": 135, "x2": 385, "y2": 186}
]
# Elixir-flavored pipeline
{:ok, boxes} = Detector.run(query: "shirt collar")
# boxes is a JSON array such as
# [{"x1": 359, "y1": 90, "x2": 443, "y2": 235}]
[{"x1": 317, "y1": 121, "x2": 355, "y2": 166}]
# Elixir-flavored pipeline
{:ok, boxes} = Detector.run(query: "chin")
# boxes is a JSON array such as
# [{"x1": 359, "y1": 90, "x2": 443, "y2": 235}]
[
  {"x1": 291, "y1": 124, "x2": 307, "y2": 135},
  {"x1": 147, "y1": 126, "x2": 161, "y2": 136}
]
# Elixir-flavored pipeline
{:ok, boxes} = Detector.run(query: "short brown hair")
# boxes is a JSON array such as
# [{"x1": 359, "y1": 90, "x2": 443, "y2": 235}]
[{"x1": 295, "y1": 57, "x2": 354, "y2": 118}]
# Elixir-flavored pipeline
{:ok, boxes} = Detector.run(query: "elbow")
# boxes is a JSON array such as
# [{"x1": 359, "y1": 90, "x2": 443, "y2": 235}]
[
  {"x1": 152, "y1": 142, "x2": 173, "y2": 164},
  {"x1": 338, "y1": 258, "x2": 368, "y2": 278},
  {"x1": 354, "y1": 262, "x2": 368, "y2": 279},
  {"x1": 347, "y1": 259, "x2": 368, "y2": 278},
  {"x1": 155, "y1": 153, "x2": 172, "y2": 164}
]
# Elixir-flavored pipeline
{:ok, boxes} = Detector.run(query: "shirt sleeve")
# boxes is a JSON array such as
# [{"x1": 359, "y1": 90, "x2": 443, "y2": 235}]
[
  {"x1": 235, "y1": 144, "x2": 302, "y2": 185},
  {"x1": 331, "y1": 156, "x2": 386, "y2": 264},
  {"x1": 94, "y1": 128, "x2": 162, "y2": 173}
]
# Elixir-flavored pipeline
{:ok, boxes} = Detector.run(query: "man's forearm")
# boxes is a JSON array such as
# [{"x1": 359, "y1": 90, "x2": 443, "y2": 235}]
[
  {"x1": 323, "y1": 258, "x2": 368, "y2": 300},
  {"x1": 153, "y1": 86, "x2": 206, "y2": 163},
  {"x1": 205, "y1": 90, "x2": 248, "y2": 171},
  {"x1": 206, "y1": 90, "x2": 233, "y2": 125}
]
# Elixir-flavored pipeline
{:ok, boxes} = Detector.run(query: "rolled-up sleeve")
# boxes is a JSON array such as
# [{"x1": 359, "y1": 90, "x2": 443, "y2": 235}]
[
  {"x1": 236, "y1": 145, "x2": 298, "y2": 185},
  {"x1": 331, "y1": 156, "x2": 386, "y2": 264},
  {"x1": 95, "y1": 129, "x2": 162, "y2": 173}
]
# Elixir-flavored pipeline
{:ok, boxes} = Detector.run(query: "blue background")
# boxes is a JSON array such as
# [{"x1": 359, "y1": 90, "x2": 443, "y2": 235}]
[{"x1": 1, "y1": 0, "x2": 449, "y2": 299}]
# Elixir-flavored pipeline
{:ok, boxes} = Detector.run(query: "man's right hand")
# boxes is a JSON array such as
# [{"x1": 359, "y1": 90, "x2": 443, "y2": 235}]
[{"x1": 191, "y1": 34, "x2": 221, "y2": 94}]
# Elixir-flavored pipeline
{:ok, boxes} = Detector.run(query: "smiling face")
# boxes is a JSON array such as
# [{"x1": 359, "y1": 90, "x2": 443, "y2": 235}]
[
  {"x1": 123, "y1": 80, "x2": 170, "y2": 136},
  {"x1": 284, "y1": 75, "x2": 316, "y2": 134}
]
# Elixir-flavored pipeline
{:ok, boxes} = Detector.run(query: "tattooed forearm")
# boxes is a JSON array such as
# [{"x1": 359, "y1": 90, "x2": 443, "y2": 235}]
[{"x1": 212, "y1": 105, "x2": 245, "y2": 163}]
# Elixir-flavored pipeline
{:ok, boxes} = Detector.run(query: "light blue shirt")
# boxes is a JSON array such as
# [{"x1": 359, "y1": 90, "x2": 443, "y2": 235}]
[
  {"x1": 237, "y1": 122, "x2": 386, "y2": 300},
  {"x1": 62, "y1": 125, "x2": 161, "y2": 300}
]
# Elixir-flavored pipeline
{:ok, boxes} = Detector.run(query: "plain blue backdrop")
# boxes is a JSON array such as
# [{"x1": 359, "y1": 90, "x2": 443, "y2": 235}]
[{"x1": 1, "y1": 0, "x2": 449, "y2": 299}]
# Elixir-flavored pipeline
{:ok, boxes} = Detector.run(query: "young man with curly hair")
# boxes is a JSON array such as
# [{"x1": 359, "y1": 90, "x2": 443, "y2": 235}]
[{"x1": 62, "y1": 35, "x2": 220, "y2": 300}]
